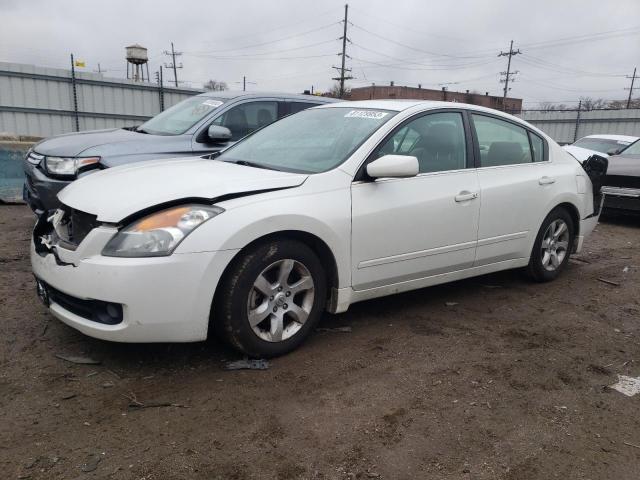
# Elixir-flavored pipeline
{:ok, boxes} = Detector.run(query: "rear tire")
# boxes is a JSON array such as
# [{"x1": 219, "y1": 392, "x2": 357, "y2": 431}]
[
  {"x1": 213, "y1": 239, "x2": 326, "y2": 357},
  {"x1": 526, "y1": 207, "x2": 575, "y2": 282}
]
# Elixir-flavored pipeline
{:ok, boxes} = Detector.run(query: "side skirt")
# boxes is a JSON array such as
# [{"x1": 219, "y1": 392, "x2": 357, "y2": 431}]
[{"x1": 328, "y1": 257, "x2": 529, "y2": 314}]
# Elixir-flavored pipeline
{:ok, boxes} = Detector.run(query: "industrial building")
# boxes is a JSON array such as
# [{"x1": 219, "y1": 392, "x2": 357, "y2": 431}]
[{"x1": 349, "y1": 84, "x2": 522, "y2": 113}]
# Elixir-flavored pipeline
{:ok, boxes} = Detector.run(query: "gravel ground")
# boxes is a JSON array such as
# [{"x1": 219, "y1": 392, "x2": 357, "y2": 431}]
[{"x1": 1, "y1": 204, "x2": 639, "y2": 480}]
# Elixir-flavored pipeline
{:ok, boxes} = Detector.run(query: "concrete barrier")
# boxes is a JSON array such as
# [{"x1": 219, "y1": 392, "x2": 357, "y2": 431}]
[{"x1": 0, "y1": 140, "x2": 32, "y2": 203}]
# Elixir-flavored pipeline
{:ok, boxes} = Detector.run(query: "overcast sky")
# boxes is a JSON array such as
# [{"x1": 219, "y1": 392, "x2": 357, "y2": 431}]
[{"x1": 1, "y1": 0, "x2": 638, "y2": 107}]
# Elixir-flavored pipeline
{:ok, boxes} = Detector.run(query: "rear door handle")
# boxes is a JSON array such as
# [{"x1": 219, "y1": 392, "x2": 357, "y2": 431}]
[
  {"x1": 455, "y1": 191, "x2": 479, "y2": 202},
  {"x1": 539, "y1": 176, "x2": 556, "y2": 185}
]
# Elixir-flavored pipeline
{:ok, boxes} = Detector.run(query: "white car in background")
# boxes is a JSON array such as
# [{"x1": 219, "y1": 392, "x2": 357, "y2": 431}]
[
  {"x1": 31, "y1": 101, "x2": 605, "y2": 357},
  {"x1": 563, "y1": 134, "x2": 638, "y2": 162}
]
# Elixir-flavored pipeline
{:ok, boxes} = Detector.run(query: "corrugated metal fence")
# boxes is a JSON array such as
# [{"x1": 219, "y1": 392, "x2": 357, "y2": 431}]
[
  {"x1": 517, "y1": 108, "x2": 640, "y2": 144},
  {"x1": 0, "y1": 61, "x2": 203, "y2": 138}
]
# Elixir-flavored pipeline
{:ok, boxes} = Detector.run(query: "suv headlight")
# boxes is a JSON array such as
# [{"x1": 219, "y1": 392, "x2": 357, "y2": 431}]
[
  {"x1": 45, "y1": 156, "x2": 100, "y2": 177},
  {"x1": 102, "y1": 204, "x2": 224, "y2": 257}
]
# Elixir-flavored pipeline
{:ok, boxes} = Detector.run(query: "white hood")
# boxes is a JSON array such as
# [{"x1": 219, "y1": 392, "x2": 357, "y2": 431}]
[
  {"x1": 562, "y1": 145, "x2": 608, "y2": 163},
  {"x1": 58, "y1": 157, "x2": 308, "y2": 222}
]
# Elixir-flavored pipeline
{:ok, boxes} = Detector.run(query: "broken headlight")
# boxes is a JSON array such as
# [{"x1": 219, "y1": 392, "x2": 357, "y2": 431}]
[{"x1": 102, "y1": 204, "x2": 224, "y2": 257}]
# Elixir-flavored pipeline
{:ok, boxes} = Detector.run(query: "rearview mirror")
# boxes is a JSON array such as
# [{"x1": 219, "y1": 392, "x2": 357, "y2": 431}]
[
  {"x1": 367, "y1": 155, "x2": 419, "y2": 179},
  {"x1": 208, "y1": 125, "x2": 232, "y2": 143}
]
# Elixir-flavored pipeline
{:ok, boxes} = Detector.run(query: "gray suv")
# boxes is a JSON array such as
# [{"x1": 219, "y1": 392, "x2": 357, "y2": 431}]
[{"x1": 23, "y1": 91, "x2": 338, "y2": 214}]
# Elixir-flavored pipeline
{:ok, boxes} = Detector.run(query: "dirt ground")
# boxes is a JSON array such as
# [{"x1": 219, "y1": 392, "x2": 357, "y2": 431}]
[{"x1": 1, "y1": 204, "x2": 639, "y2": 480}]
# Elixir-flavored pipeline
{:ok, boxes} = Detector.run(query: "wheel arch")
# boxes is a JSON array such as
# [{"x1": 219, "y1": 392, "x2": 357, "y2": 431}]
[
  {"x1": 209, "y1": 230, "x2": 340, "y2": 337},
  {"x1": 553, "y1": 201, "x2": 581, "y2": 240}
]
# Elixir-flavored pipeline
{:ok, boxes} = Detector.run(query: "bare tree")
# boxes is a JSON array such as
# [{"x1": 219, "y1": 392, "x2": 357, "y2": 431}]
[
  {"x1": 327, "y1": 82, "x2": 351, "y2": 98},
  {"x1": 608, "y1": 98, "x2": 640, "y2": 109},
  {"x1": 579, "y1": 96, "x2": 608, "y2": 111},
  {"x1": 203, "y1": 80, "x2": 228, "y2": 91},
  {"x1": 539, "y1": 102, "x2": 557, "y2": 111}
]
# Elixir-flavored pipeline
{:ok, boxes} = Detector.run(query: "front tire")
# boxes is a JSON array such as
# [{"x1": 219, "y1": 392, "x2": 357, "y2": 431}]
[
  {"x1": 214, "y1": 239, "x2": 326, "y2": 357},
  {"x1": 526, "y1": 207, "x2": 575, "y2": 282}
]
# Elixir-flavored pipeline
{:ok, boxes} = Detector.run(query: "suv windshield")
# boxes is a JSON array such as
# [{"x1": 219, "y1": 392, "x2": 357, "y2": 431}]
[
  {"x1": 573, "y1": 137, "x2": 632, "y2": 155},
  {"x1": 621, "y1": 139, "x2": 640, "y2": 156},
  {"x1": 137, "y1": 96, "x2": 225, "y2": 135},
  {"x1": 218, "y1": 107, "x2": 395, "y2": 173}
]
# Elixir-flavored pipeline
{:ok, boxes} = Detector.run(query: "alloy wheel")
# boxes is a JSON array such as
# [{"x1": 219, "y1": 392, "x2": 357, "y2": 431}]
[
  {"x1": 246, "y1": 259, "x2": 315, "y2": 342},
  {"x1": 540, "y1": 219, "x2": 570, "y2": 271}
]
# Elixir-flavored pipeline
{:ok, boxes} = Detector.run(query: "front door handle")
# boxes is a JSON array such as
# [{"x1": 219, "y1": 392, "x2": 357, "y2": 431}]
[
  {"x1": 539, "y1": 176, "x2": 556, "y2": 185},
  {"x1": 455, "y1": 191, "x2": 479, "y2": 202}
]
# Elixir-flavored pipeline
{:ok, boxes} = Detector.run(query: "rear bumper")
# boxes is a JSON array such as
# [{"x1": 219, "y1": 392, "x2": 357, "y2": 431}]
[{"x1": 575, "y1": 213, "x2": 599, "y2": 254}]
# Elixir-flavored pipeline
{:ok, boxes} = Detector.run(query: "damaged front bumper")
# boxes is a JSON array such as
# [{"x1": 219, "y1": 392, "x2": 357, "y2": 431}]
[{"x1": 31, "y1": 213, "x2": 238, "y2": 343}]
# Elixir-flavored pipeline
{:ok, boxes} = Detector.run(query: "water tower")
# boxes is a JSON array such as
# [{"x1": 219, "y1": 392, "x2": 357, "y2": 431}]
[{"x1": 126, "y1": 44, "x2": 149, "y2": 82}]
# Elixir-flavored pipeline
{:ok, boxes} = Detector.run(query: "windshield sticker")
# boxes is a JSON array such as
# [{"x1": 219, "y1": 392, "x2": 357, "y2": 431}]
[
  {"x1": 202, "y1": 99, "x2": 223, "y2": 108},
  {"x1": 344, "y1": 110, "x2": 389, "y2": 120}
]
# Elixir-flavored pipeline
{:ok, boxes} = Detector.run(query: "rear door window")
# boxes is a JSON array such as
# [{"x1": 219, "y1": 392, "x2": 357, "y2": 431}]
[
  {"x1": 211, "y1": 101, "x2": 278, "y2": 140},
  {"x1": 529, "y1": 132, "x2": 545, "y2": 162},
  {"x1": 289, "y1": 102, "x2": 320, "y2": 115}
]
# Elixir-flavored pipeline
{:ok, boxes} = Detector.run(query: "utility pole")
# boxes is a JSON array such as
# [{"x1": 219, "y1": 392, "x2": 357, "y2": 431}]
[
  {"x1": 235, "y1": 76, "x2": 256, "y2": 91},
  {"x1": 163, "y1": 42, "x2": 183, "y2": 87},
  {"x1": 626, "y1": 67, "x2": 637, "y2": 109},
  {"x1": 70, "y1": 54, "x2": 80, "y2": 132},
  {"x1": 332, "y1": 4, "x2": 353, "y2": 98},
  {"x1": 155, "y1": 66, "x2": 165, "y2": 111},
  {"x1": 573, "y1": 100, "x2": 582, "y2": 143},
  {"x1": 498, "y1": 40, "x2": 521, "y2": 111}
]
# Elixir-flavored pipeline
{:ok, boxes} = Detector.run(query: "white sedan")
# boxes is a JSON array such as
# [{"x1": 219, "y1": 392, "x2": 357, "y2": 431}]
[
  {"x1": 563, "y1": 134, "x2": 638, "y2": 162},
  {"x1": 31, "y1": 100, "x2": 603, "y2": 357}
]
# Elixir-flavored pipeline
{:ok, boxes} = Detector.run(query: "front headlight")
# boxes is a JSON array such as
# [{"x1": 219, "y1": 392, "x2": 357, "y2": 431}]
[
  {"x1": 45, "y1": 156, "x2": 100, "y2": 177},
  {"x1": 102, "y1": 204, "x2": 224, "y2": 257}
]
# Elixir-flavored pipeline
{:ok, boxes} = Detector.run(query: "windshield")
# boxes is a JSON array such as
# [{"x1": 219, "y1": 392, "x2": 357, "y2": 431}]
[
  {"x1": 218, "y1": 107, "x2": 396, "y2": 173},
  {"x1": 621, "y1": 139, "x2": 640, "y2": 156},
  {"x1": 573, "y1": 137, "x2": 632, "y2": 155},
  {"x1": 137, "y1": 96, "x2": 225, "y2": 135}
]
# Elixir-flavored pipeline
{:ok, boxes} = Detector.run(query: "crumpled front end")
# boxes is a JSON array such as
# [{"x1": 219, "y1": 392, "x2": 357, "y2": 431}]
[{"x1": 30, "y1": 207, "x2": 237, "y2": 342}]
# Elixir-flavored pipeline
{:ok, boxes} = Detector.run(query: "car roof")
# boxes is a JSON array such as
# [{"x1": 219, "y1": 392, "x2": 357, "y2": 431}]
[
  {"x1": 316, "y1": 99, "x2": 530, "y2": 123},
  {"x1": 581, "y1": 134, "x2": 639, "y2": 143},
  {"x1": 197, "y1": 90, "x2": 340, "y2": 103}
]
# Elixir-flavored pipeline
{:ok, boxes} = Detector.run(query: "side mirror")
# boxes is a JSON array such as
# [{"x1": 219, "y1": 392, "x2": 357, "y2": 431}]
[
  {"x1": 367, "y1": 155, "x2": 419, "y2": 179},
  {"x1": 207, "y1": 125, "x2": 232, "y2": 143},
  {"x1": 606, "y1": 148, "x2": 619, "y2": 156}
]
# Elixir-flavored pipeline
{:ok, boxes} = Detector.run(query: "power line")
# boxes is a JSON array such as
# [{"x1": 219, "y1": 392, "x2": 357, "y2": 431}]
[
  {"x1": 498, "y1": 40, "x2": 521, "y2": 108},
  {"x1": 187, "y1": 22, "x2": 340, "y2": 55},
  {"x1": 348, "y1": 6, "x2": 489, "y2": 46},
  {"x1": 185, "y1": 53, "x2": 337, "y2": 62},
  {"x1": 350, "y1": 23, "x2": 494, "y2": 60},
  {"x1": 163, "y1": 42, "x2": 183, "y2": 87},
  {"x1": 350, "y1": 51, "x2": 500, "y2": 71},
  {"x1": 519, "y1": 25, "x2": 640, "y2": 50},
  {"x1": 521, "y1": 78, "x2": 622, "y2": 93},
  {"x1": 520, "y1": 54, "x2": 627, "y2": 78},
  {"x1": 184, "y1": 39, "x2": 337, "y2": 59},
  {"x1": 198, "y1": 8, "x2": 338, "y2": 47},
  {"x1": 331, "y1": 4, "x2": 352, "y2": 98}
]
